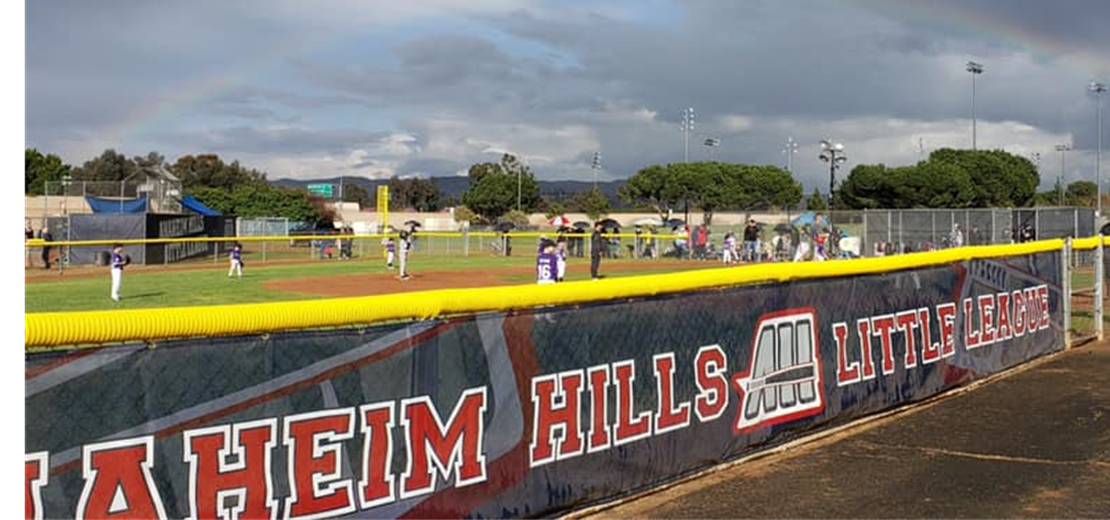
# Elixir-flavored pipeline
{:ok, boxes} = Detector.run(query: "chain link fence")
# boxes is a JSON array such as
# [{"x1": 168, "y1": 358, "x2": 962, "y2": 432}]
[{"x1": 858, "y1": 208, "x2": 1095, "y2": 256}]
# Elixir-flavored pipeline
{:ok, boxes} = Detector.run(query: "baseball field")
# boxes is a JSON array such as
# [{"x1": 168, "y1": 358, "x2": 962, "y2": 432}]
[{"x1": 24, "y1": 252, "x2": 716, "y2": 313}]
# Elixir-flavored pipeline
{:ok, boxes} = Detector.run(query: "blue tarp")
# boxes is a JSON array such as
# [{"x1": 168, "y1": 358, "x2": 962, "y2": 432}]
[
  {"x1": 179, "y1": 195, "x2": 221, "y2": 216},
  {"x1": 85, "y1": 195, "x2": 147, "y2": 214}
]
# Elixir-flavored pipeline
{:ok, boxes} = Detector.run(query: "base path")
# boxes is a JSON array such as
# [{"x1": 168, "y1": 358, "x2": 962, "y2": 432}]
[{"x1": 583, "y1": 341, "x2": 1110, "y2": 519}]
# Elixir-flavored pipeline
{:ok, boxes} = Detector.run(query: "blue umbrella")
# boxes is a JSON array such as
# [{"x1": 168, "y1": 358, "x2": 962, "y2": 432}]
[{"x1": 791, "y1": 212, "x2": 816, "y2": 227}]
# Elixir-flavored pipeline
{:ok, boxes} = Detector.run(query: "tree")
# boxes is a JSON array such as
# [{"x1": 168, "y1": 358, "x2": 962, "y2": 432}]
[
  {"x1": 169, "y1": 154, "x2": 267, "y2": 190},
  {"x1": 544, "y1": 201, "x2": 566, "y2": 219},
  {"x1": 452, "y1": 205, "x2": 477, "y2": 225},
  {"x1": 25, "y1": 148, "x2": 71, "y2": 195},
  {"x1": 838, "y1": 148, "x2": 1038, "y2": 209},
  {"x1": 1066, "y1": 181, "x2": 1097, "y2": 207},
  {"x1": 461, "y1": 154, "x2": 542, "y2": 222},
  {"x1": 572, "y1": 187, "x2": 611, "y2": 221},
  {"x1": 190, "y1": 184, "x2": 326, "y2": 223},
  {"x1": 72, "y1": 149, "x2": 138, "y2": 182},
  {"x1": 619, "y1": 162, "x2": 802, "y2": 223},
  {"x1": 388, "y1": 176, "x2": 442, "y2": 211},
  {"x1": 341, "y1": 182, "x2": 371, "y2": 206},
  {"x1": 618, "y1": 164, "x2": 674, "y2": 218},
  {"x1": 806, "y1": 188, "x2": 827, "y2": 211}
]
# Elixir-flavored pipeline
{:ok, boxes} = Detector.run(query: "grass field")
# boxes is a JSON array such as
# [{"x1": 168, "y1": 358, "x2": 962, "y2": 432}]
[{"x1": 24, "y1": 254, "x2": 717, "y2": 313}]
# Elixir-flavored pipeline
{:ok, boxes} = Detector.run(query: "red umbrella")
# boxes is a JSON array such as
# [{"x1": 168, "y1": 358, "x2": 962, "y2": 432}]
[{"x1": 549, "y1": 215, "x2": 571, "y2": 227}]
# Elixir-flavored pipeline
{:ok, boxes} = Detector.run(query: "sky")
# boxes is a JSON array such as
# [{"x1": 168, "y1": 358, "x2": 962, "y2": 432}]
[{"x1": 24, "y1": 0, "x2": 1110, "y2": 192}]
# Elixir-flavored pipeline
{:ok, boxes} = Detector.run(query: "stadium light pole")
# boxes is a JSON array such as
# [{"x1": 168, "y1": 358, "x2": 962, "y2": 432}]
[
  {"x1": 782, "y1": 136, "x2": 799, "y2": 173},
  {"x1": 681, "y1": 108, "x2": 695, "y2": 163},
  {"x1": 703, "y1": 137, "x2": 721, "y2": 161},
  {"x1": 591, "y1": 151, "x2": 602, "y2": 189},
  {"x1": 1056, "y1": 145, "x2": 1071, "y2": 206},
  {"x1": 967, "y1": 61, "x2": 984, "y2": 151},
  {"x1": 1091, "y1": 81, "x2": 1107, "y2": 218},
  {"x1": 819, "y1": 139, "x2": 848, "y2": 235}
]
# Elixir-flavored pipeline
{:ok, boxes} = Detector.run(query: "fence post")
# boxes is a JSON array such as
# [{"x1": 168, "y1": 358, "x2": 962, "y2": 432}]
[
  {"x1": 886, "y1": 211, "x2": 892, "y2": 247},
  {"x1": 463, "y1": 229, "x2": 469, "y2": 257},
  {"x1": 1062, "y1": 238, "x2": 1072, "y2": 349},
  {"x1": 931, "y1": 212, "x2": 936, "y2": 246},
  {"x1": 263, "y1": 240, "x2": 268, "y2": 263},
  {"x1": 862, "y1": 210, "x2": 868, "y2": 256},
  {"x1": 1097, "y1": 238, "x2": 1105, "y2": 342}
]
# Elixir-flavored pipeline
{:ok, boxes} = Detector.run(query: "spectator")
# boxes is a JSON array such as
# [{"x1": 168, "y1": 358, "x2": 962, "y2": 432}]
[
  {"x1": 743, "y1": 218, "x2": 760, "y2": 262},
  {"x1": 951, "y1": 224, "x2": 964, "y2": 248},
  {"x1": 693, "y1": 224, "x2": 709, "y2": 260},
  {"x1": 673, "y1": 226, "x2": 689, "y2": 259},
  {"x1": 25, "y1": 222, "x2": 33, "y2": 269},
  {"x1": 40, "y1": 226, "x2": 53, "y2": 269},
  {"x1": 590, "y1": 221, "x2": 604, "y2": 280}
]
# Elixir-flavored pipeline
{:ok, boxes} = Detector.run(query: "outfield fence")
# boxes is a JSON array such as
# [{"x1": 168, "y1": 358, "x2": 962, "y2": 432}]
[{"x1": 24, "y1": 237, "x2": 1108, "y2": 520}]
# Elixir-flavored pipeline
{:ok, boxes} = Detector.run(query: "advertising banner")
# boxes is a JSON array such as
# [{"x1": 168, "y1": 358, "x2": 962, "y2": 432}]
[{"x1": 25, "y1": 252, "x2": 1063, "y2": 519}]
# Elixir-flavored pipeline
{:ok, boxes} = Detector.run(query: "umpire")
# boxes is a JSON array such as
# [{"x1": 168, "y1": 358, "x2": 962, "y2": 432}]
[{"x1": 590, "y1": 221, "x2": 604, "y2": 280}]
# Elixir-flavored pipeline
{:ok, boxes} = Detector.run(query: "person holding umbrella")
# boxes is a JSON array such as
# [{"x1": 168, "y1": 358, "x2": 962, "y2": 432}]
[{"x1": 590, "y1": 221, "x2": 605, "y2": 280}]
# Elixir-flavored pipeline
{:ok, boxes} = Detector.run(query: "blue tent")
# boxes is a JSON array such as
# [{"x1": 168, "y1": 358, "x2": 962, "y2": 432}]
[
  {"x1": 179, "y1": 195, "x2": 221, "y2": 216},
  {"x1": 86, "y1": 195, "x2": 148, "y2": 214}
]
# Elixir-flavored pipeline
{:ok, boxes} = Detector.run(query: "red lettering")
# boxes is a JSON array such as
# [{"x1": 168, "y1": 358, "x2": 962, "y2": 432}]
[
  {"x1": 25, "y1": 452, "x2": 47, "y2": 520},
  {"x1": 937, "y1": 303, "x2": 957, "y2": 357},
  {"x1": 694, "y1": 345, "x2": 729, "y2": 420},
  {"x1": 895, "y1": 311, "x2": 919, "y2": 368},
  {"x1": 358, "y1": 403, "x2": 396, "y2": 509},
  {"x1": 282, "y1": 409, "x2": 356, "y2": 519},
  {"x1": 996, "y1": 292, "x2": 1012, "y2": 340},
  {"x1": 871, "y1": 315, "x2": 897, "y2": 375},
  {"x1": 919, "y1": 308, "x2": 940, "y2": 364},
  {"x1": 1012, "y1": 290, "x2": 1026, "y2": 337},
  {"x1": 77, "y1": 437, "x2": 167, "y2": 520},
  {"x1": 587, "y1": 366, "x2": 612, "y2": 452},
  {"x1": 978, "y1": 294, "x2": 996, "y2": 346},
  {"x1": 857, "y1": 319, "x2": 876, "y2": 380},
  {"x1": 653, "y1": 353, "x2": 691, "y2": 434},
  {"x1": 530, "y1": 371, "x2": 585, "y2": 466},
  {"x1": 401, "y1": 387, "x2": 488, "y2": 499},
  {"x1": 1038, "y1": 285, "x2": 1050, "y2": 330},
  {"x1": 1024, "y1": 288, "x2": 1039, "y2": 332},
  {"x1": 183, "y1": 419, "x2": 277, "y2": 520},
  {"x1": 613, "y1": 360, "x2": 653, "y2": 445},
  {"x1": 964, "y1": 298, "x2": 982, "y2": 349},
  {"x1": 834, "y1": 322, "x2": 860, "y2": 385}
]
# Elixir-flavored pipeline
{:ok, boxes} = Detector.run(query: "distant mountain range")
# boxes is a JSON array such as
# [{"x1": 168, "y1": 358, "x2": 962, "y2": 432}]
[{"x1": 270, "y1": 176, "x2": 627, "y2": 203}]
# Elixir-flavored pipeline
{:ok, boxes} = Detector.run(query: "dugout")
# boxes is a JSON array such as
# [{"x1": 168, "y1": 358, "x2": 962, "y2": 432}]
[{"x1": 63, "y1": 213, "x2": 234, "y2": 265}]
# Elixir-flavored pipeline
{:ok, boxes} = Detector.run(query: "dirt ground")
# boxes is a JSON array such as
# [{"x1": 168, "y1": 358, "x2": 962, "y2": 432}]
[{"x1": 583, "y1": 340, "x2": 1110, "y2": 519}]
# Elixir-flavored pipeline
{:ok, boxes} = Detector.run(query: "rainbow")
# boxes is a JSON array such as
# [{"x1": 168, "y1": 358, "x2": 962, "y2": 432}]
[{"x1": 863, "y1": 0, "x2": 1108, "y2": 78}]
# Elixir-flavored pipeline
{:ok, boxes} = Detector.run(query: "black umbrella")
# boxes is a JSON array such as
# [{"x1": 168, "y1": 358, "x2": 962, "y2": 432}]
[
  {"x1": 403, "y1": 220, "x2": 421, "y2": 228},
  {"x1": 774, "y1": 223, "x2": 794, "y2": 234},
  {"x1": 663, "y1": 218, "x2": 685, "y2": 228},
  {"x1": 495, "y1": 222, "x2": 516, "y2": 232},
  {"x1": 598, "y1": 218, "x2": 621, "y2": 229},
  {"x1": 572, "y1": 221, "x2": 591, "y2": 229}
]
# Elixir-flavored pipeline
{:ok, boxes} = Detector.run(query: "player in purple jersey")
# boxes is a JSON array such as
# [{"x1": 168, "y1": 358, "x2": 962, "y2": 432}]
[
  {"x1": 536, "y1": 239, "x2": 559, "y2": 284},
  {"x1": 228, "y1": 242, "x2": 244, "y2": 278},
  {"x1": 385, "y1": 238, "x2": 396, "y2": 269}
]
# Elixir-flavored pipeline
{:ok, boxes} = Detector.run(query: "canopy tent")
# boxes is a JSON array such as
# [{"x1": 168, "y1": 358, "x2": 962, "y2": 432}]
[
  {"x1": 85, "y1": 195, "x2": 148, "y2": 214},
  {"x1": 179, "y1": 195, "x2": 221, "y2": 216}
]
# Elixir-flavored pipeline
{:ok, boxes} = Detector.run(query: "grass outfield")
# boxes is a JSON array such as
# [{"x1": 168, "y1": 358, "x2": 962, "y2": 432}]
[{"x1": 25, "y1": 255, "x2": 713, "y2": 313}]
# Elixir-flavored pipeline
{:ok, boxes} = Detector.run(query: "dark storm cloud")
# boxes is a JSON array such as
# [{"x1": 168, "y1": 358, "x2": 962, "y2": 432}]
[{"x1": 25, "y1": 0, "x2": 1110, "y2": 185}]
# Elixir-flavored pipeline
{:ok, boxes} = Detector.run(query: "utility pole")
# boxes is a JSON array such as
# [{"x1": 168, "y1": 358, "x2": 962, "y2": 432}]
[{"x1": 966, "y1": 61, "x2": 984, "y2": 150}]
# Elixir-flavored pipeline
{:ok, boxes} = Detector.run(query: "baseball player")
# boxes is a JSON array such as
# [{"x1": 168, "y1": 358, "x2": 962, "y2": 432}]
[
  {"x1": 398, "y1": 230, "x2": 412, "y2": 280},
  {"x1": 228, "y1": 242, "x2": 244, "y2": 278},
  {"x1": 555, "y1": 236, "x2": 568, "y2": 282},
  {"x1": 536, "y1": 239, "x2": 559, "y2": 285},
  {"x1": 110, "y1": 243, "x2": 128, "y2": 301},
  {"x1": 385, "y1": 237, "x2": 396, "y2": 270}
]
